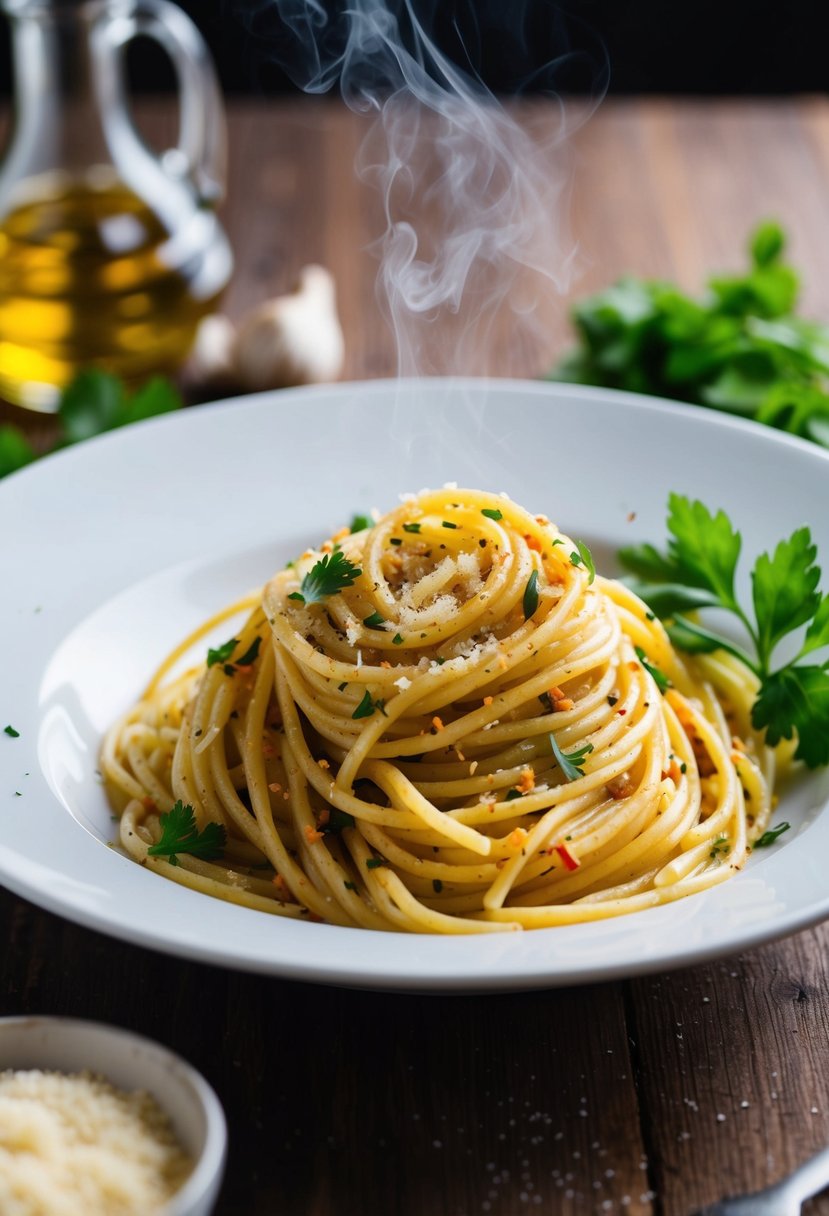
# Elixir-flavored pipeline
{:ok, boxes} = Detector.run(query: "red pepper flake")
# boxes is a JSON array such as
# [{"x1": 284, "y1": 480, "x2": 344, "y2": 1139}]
[
  {"x1": 304, "y1": 825, "x2": 324, "y2": 844},
  {"x1": 517, "y1": 767, "x2": 535, "y2": 794},
  {"x1": 555, "y1": 842, "x2": 580, "y2": 871},
  {"x1": 272, "y1": 874, "x2": 292, "y2": 899},
  {"x1": 660, "y1": 760, "x2": 683, "y2": 784},
  {"x1": 617, "y1": 708, "x2": 627, "y2": 716}
]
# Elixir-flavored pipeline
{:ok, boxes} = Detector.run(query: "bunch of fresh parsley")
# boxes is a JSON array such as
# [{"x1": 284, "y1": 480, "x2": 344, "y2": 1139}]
[
  {"x1": 0, "y1": 369, "x2": 182, "y2": 479},
  {"x1": 620, "y1": 494, "x2": 829, "y2": 768},
  {"x1": 553, "y1": 221, "x2": 829, "y2": 448}
]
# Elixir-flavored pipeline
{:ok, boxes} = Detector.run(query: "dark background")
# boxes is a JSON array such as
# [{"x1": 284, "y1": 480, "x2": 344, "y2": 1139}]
[
  {"x1": 195, "y1": 0, "x2": 829, "y2": 96},
  {"x1": 1, "y1": 0, "x2": 828, "y2": 97}
]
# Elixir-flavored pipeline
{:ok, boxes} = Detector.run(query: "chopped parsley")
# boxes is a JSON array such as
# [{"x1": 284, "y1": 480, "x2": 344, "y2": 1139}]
[
  {"x1": 634, "y1": 646, "x2": 671, "y2": 693},
  {"x1": 209, "y1": 635, "x2": 261, "y2": 676},
  {"x1": 753, "y1": 821, "x2": 791, "y2": 848},
  {"x1": 709, "y1": 835, "x2": 730, "y2": 861},
  {"x1": 288, "y1": 550, "x2": 362, "y2": 605},
  {"x1": 322, "y1": 808, "x2": 356, "y2": 836},
  {"x1": 344, "y1": 880, "x2": 358, "y2": 891},
  {"x1": 352, "y1": 690, "x2": 387, "y2": 719},
  {"x1": 442, "y1": 520, "x2": 458, "y2": 529},
  {"x1": 523, "y1": 570, "x2": 539, "y2": 619},
  {"x1": 403, "y1": 522, "x2": 421, "y2": 533},
  {"x1": 505, "y1": 788, "x2": 523, "y2": 801},
  {"x1": 146, "y1": 800, "x2": 226, "y2": 866},
  {"x1": 363, "y1": 611, "x2": 386, "y2": 629},
  {"x1": 349, "y1": 514, "x2": 372, "y2": 533},
  {"x1": 481, "y1": 508, "x2": 503, "y2": 521},
  {"x1": 570, "y1": 540, "x2": 596, "y2": 584},
  {"x1": 549, "y1": 733, "x2": 594, "y2": 781},
  {"x1": 392, "y1": 634, "x2": 404, "y2": 645},
  {"x1": 234, "y1": 637, "x2": 261, "y2": 668},
  {"x1": 365, "y1": 857, "x2": 386, "y2": 870},
  {"x1": 206, "y1": 637, "x2": 238, "y2": 668},
  {"x1": 4, "y1": 725, "x2": 20, "y2": 738}
]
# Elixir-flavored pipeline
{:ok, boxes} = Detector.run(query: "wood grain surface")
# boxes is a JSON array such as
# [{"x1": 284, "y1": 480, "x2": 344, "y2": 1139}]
[{"x1": 4, "y1": 97, "x2": 829, "y2": 1216}]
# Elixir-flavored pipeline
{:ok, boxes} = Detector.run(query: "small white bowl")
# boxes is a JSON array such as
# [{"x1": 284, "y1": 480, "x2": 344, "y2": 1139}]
[{"x1": 0, "y1": 1016, "x2": 227, "y2": 1216}]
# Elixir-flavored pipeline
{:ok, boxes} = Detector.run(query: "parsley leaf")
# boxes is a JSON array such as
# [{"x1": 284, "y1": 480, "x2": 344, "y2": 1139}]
[
  {"x1": 207, "y1": 637, "x2": 239, "y2": 668},
  {"x1": 570, "y1": 539, "x2": 596, "y2": 585},
  {"x1": 147, "y1": 800, "x2": 226, "y2": 866},
  {"x1": 634, "y1": 646, "x2": 670, "y2": 693},
  {"x1": 549, "y1": 733, "x2": 594, "y2": 781},
  {"x1": 523, "y1": 570, "x2": 539, "y2": 619},
  {"x1": 352, "y1": 690, "x2": 386, "y2": 719},
  {"x1": 234, "y1": 637, "x2": 261, "y2": 668},
  {"x1": 350, "y1": 514, "x2": 372, "y2": 533},
  {"x1": 0, "y1": 426, "x2": 36, "y2": 478},
  {"x1": 753, "y1": 821, "x2": 791, "y2": 848},
  {"x1": 752, "y1": 528, "x2": 821, "y2": 661},
  {"x1": 665, "y1": 494, "x2": 742, "y2": 613},
  {"x1": 290, "y1": 551, "x2": 362, "y2": 605},
  {"x1": 752, "y1": 666, "x2": 829, "y2": 767}
]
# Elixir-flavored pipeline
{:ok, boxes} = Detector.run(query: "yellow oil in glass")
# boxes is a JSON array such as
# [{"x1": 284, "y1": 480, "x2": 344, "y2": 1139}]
[{"x1": 0, "y1": 178, "x2": 225, "y2": 410}]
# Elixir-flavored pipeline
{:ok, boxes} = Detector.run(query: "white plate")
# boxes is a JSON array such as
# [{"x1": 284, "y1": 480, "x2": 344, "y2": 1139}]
[{"x1": 3, "y1": 378, "x2": 829, "y2": 990}]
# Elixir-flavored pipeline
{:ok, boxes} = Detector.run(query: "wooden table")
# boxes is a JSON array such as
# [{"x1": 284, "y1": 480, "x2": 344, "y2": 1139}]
[{"x1": 4, "y1": 97, "x2": 829, "y2": 1216}]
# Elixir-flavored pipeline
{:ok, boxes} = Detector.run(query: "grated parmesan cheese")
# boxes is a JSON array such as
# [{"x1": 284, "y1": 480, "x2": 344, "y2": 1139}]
[{"x1": 0, "y1": 1069, "x2": 192, "y2": 1216}]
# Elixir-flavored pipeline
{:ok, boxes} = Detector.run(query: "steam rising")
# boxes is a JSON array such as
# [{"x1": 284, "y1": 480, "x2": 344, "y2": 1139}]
[{"x1": 235, "y1": 0, "x2": 607, "y2": 376}]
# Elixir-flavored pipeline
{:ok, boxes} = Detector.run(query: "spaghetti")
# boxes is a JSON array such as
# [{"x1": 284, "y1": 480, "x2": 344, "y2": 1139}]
[{"x1": 102, "y1": 488, "x2": 778, "y2": 933}]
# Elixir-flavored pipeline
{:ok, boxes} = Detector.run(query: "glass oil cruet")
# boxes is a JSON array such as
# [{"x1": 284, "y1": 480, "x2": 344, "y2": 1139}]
[{"x1": 0, "y1": 0, "x2": 233, "y2": 411}]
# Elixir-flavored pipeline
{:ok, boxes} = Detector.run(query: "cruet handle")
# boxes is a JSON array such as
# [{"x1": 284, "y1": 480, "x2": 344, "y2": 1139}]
[{"x1": 100, "y1": 0, "x2": 227, "y2": 204}]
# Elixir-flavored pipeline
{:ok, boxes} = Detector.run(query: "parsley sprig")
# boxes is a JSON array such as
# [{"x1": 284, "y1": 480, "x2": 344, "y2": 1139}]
[
  {"x1": 288, "y1": 551, "x2": 362, "y2": 605},
  {"x1": 146, "y1": 800, "x2": 226, "y2": 866},
  {"x1": 619, "y1": 494, "x2": 829, "y2": 767}
]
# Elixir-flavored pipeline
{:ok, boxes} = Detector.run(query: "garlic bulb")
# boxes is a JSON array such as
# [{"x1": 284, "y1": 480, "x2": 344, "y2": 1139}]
[{"x1": 233, "y1": 265, "x2": 345, "y2": 391}]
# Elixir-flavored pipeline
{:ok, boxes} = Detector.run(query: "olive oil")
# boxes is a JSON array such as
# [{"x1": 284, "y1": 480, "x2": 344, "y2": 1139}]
[{"x1": 0, "y1": 178, "x2": 230, "y2": 411}]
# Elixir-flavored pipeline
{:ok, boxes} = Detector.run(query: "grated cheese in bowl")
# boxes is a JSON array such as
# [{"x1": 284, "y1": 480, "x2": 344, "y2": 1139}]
[
  {"x1": 0, "y1": 1017, "x2": 226, "y2": 1216},
  {"x1": 0, "y1": 1068, "x2": 192, "y2": 1215}
]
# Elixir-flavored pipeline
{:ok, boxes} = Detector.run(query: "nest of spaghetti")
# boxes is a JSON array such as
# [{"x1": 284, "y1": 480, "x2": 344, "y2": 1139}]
[{"x1": 102, "y1": 487, "x2": 777, "y2": 934}]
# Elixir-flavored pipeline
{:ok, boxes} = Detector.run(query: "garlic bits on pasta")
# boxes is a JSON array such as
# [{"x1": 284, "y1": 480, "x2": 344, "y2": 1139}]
[{"x1": 102, "y1": 487, "x2": 774, "y2": 934}]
